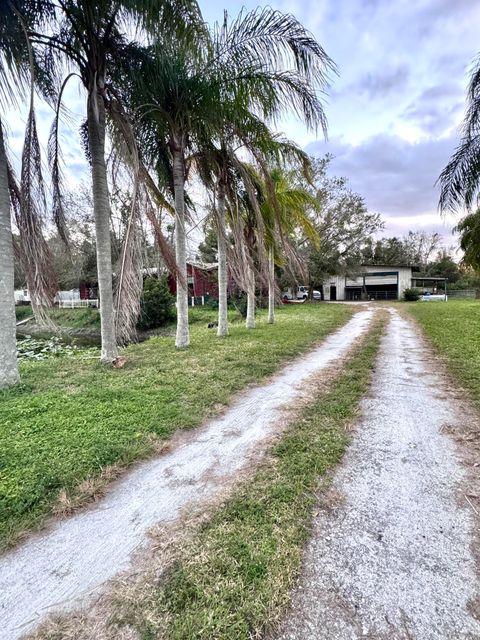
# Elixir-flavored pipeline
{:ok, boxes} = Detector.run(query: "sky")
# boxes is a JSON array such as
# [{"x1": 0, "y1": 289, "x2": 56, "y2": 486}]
[
  {"x1": 201, "y1": 0, "x2": 480, "y2": 246},
  {"x1": 5, "y1": 0, "x2": 480, "y2": 251}
]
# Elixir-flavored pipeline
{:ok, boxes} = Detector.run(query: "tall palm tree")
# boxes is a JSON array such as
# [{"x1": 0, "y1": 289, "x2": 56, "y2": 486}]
[
  {"x1": 210, "y1": 9, "x2": 331, "y2": 334},
  {"x1": 0, "y1": 120, "x2": 18, "y2": 388},
  {"x1": 31, "y1": 0, "x2": 203, "y2": 361}
]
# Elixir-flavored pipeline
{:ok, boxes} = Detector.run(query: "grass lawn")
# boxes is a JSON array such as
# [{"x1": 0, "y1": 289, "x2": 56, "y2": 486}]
[
  {"x1": 0, "y1": 304, "x2": 353, "y2": 551},
  {"x1": 406, "y1": 299, "x2": 480, "y2": 410},
  {"x1": 88, "y1": 313, "x2": 385, "y2": 640}
]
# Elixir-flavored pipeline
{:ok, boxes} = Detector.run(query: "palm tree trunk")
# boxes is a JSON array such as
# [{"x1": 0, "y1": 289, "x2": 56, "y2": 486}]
[
  {"x1": 267, "y1": 246, "x2": 275, "y2": 324},
  {"x1": 246, "y1": 263, "x2": 256, "y2": 329},
  {"x1": 87, "y1": 87, "x2": 118, "y2": 363},
  {"x1": 172, "y1": 141, "x2": 189, "y2": 348},
  {"x1": 0, "y1": 120, "x2": 20, "y2": 388},
  {"x1": 216, "y1": 178, "x2": 228, "y2": 337}
]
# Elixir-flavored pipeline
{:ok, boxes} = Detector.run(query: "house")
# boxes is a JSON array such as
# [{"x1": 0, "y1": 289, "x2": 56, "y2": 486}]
[
  {"x1": 323, "y1": 265, "x2": 447, "y2": 301},
  {"x1": 77, "y1": 262, "x2": 231, "y2": 306},
  {"x1": 167, "y1": 261, "x2": 220, "y2": 301}
]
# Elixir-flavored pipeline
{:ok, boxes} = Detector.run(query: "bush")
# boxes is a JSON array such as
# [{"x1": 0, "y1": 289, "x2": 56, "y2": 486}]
[
  {"x1": 403, "y1": 287, "x2": 420, "y2": 301},
  {"x1": 138, "y1": 276, "x2": 175, "y2": 330}
]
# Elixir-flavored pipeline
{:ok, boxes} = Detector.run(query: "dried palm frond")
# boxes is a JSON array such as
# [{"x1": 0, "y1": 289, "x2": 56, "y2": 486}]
[
  {"x1": 48, "y1": 72, "x2": 79, "y2": 246},
  {"x1": 10, "y1": 115, "x2": 57, "y2": 327},
  {"x1": 108, "y1": 95, "x2": 182, "y2": 286},
  {"x1": 109, "y1": 104, "x2": 179, "y2": 343},
  {"x1": 6, "y1": 17, "x2": 58, "y2": 327},
  {"x1": 114, "y1": 181, "x2": 143, "y2": 345}
]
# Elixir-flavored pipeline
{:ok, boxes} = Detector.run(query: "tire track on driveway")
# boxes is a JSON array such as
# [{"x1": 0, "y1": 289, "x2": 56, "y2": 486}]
[
  {"x1": 0, "y1": 308, "x2": 375, "y2": 640},
  {"x1": 276, "y1": 308, "x2": 480, "y2": 640}
]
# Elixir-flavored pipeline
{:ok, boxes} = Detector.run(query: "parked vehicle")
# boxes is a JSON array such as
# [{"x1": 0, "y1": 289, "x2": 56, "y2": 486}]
[
  {"x1": 282, "y1": 286, "x2": 322, "y2": 300},
  {"x1": 296, "y1": 286, "x2": 321, "y2": 300}
]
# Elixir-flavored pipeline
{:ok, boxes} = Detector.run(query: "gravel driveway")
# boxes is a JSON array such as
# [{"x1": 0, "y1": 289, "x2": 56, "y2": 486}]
[
  {"x1": 0, "y1": 309, "x2": 374, "y2": 640},
  {"x1": 276, "y1": 309, "x2": 480, "y2": 640}
]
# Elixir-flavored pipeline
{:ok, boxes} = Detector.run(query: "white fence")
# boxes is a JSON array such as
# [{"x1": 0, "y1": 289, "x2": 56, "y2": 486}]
[{"x1": 58, "y1": 299, "x2": 98, "y2": 309}]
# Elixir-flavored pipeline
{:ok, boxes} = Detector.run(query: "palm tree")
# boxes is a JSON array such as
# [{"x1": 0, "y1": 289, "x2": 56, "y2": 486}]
[
  {"x1": 0, "y1": 120, "x2": 18, "y2": 388},
  {"x1": 30, "y1": 0, "x2": 203, "y2": 361},
  {"x1": 439, "y1": 55, "x2": 480, "y2": 211},
  {"x1": 0, "y1": 0, "x2": 54, "y2": 387},
  {"x1": 259, "y1": 166, "x2": 319, "y2": 324}
]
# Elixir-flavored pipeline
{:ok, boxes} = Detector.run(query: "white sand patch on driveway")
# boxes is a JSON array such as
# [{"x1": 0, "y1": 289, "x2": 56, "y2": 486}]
[{"x1": 0, "y1": 309, "x2": 374, "y2": 640}]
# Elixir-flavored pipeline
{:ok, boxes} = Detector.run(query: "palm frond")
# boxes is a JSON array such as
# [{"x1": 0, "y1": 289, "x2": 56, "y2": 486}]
[
  {"x1": 114, "y1": 182, "x2": 143, "y2": 345},
  {"x1": 438, "y1": 134, "x2": 480, "y2": 212},
  {"x1": 48, "y1": 72, "x2": 80, "y2": 245}
]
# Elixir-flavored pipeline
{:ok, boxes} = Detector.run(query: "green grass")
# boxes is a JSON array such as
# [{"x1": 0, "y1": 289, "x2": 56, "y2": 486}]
[
  {"x1": 15, "y1": 305, "x2": 33, "y2": 322},
  {"x1": 115, "y1": 315, "x2": 385, "y2": 640},
  {"x1": 46, "y1": 307, "x2": 101, "y2": 329},
  {"x1": 0, "y1": 304, "x2": 353, "y2": 550},
  {"x1": 406, "y1": 299, "x2": 480, "y2": 410}
]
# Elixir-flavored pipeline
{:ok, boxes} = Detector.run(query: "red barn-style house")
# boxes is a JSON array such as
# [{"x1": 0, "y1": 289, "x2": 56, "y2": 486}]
[
  {"x1": 79, "y1": 261, "x2": 230, "y2": 305},
  {"x1": 168, "y1": 261, "x2": 225, "y2": 302}
]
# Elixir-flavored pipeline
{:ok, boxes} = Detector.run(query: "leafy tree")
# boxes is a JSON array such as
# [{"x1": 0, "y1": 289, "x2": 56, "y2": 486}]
[
  {"x1": 361, "y1": 231, "x2": 441, "y2": 270},
  {"x1": 456, "y1": 209, "x2": 480, "y2": 271},
  {"x1": 196, "y1": 221, "x2": 218, "y2": 264},
  {"x1": 290, "y1": 157, "x2": 382, "y2": 293},
  {"x1": 425, "y1": 254, "x2": 461, "y2": 284}
]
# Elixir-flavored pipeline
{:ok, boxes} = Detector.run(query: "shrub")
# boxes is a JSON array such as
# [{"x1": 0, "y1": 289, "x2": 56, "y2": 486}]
[
  {"x1": 138, "y1": 276, "x2": 175, "y2": 329},
  {"x1": 403, "y1": 287, "x2": 420, "y2": 301}
]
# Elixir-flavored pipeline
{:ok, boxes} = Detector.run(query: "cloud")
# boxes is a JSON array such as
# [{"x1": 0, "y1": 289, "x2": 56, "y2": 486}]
[
  {"x1": 398, "y1": 81, "x2": 465, "y2": 137},
  {"x1": 356, "y1": 65, "x2": 410, "y2": 99},
  {"x1": 306, "y1": 133, "x2": 457, "y2": 220}
]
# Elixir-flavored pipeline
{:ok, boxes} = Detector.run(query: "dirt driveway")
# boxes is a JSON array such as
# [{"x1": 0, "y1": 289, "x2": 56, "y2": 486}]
[
  {"x1": 0, "y1": 309, "x2": 374, "y2": 640},
  {"x1": 276, "y1": 308, "x2": 480, "y2": 640}
]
